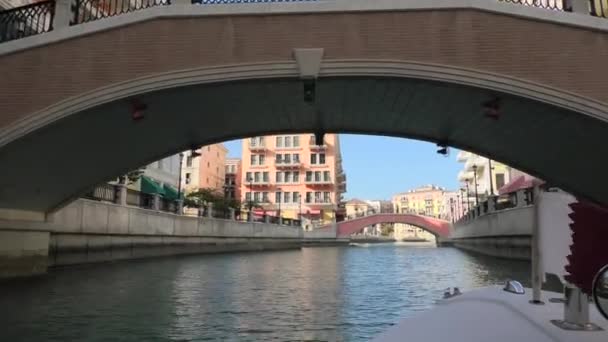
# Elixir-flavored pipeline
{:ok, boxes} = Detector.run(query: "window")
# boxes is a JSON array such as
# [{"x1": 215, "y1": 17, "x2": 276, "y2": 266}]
[
  {"x1": 186, "y1": 156, "x2": 193, "y2": 167},
  {"x1": 285, "y1": 136, "x2": 292, "y2": 148},
  {"x1": 275, "y1": 192, "x2": 281, "y2": 203},
  {"x1": 284, "y1": 192, "x2": 290, "y2": 203},
  {"x1": 314, "y1": 171, "x2": 321, "y2": 182},
  {"x1": 185, "y1": 173, "x2": 191, "y2": 184},
  {"x1": 254, "y1": 192, "x2": 261, "y2": 202},
  {"x1": 207, "y1": 146, "x2": 210, "y2": 151},
  {"x1": 323, "y1": 171, "x2": 330, "y2": 182},
  {"x1": 293, "y1": 153, "x2": 300, "y2": 163},
  {"x1": 254, "y1": 172, "x2": 261, "y2": 182},
  {"x1": 315, "y1": 192, "x2": 322, "y2": 203},
  {"x1": 324, "y1": 192, "x2": 331, "y2": 203},
  {"x1": 250, "y1": 137, "x2": 257, "y2": 146},
  {"x1": 207, "y1": 162, "x2": 210, "y2": 168},
  {"x1": 216, "y1": 167, "x2": 218, "y2": 174},
  {"x1": 262, "y1": 192, "x2": 269, "y2": 203},
  {"x1": 259, "y1": 154, "x2": 265, "y2": 165},
  {"x1": 276, "y1": 172, "x2": 283, "y2": 183},
  {"x1": 158, "y1": 159, "x2": 164, "y2": 170},
  {"x1": 284, "y1": 154, "x2": 291, "y2": 164},
  {"x1": 310, "y1": 154, "x2": 317, "y2": 164},
  {"x1": 285, "y1": 171, "x2": 292, "y2": 183},
  {"x1": 245, "y1": 172, "x2": 252, "y2": 182},
  {"x1": 263, "y1": 172, "x2": 269, "y2": 182},
  {"x1": 306, "y1": 192, "x2": 312, "y2": 203},
  {"x1": 276, "y1": 154, "x2": 282, "y2": 164},
  {"x1": 225, "y1": 165, "x2": 229, "y2": 173},
  {"x1": 251, "y1": 154, "x2": 257, "y2": 165},
  {"x1": 293, "y1": 171, "x2": 300, "y2": 183},
  {"x1": 306, "y1": 171, "x2": 313, "y2": 182},
  {"x1": 276, "y1": 136, "x2": 283, "y2": 148},
  {"x1": 245, "y1": 192, "x2": 252, "y2": 201},
  {"x1": 495, "y1": 173, "x2": 506, "y2": 190},
  {"x1": 319, "y1": 153, "x2": 326, "y2": 164},
  {"x1": 293, "y1": 192, "x2": 300, "y2": 203},
  {"x1": 293, "y1": 136, "x2": 300, "y2": 147}
]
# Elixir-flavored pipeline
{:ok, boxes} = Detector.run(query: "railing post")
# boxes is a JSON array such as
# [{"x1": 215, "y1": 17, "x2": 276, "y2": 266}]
[
  {"x1": 176, "y1": 199, "x2": 183, "y2": 215},
  {"x1": 229, "y1": 208, "x2": 235, "y2": 220},
  {"x1": 116, "y1": 184, "x2": 127, "y2": 206},
  {"x1": 172, "y1": 0, "x2": 191, "y2": 5},
  {"x1": 487, "y1": 196, "x2": 496, "y2": 213},
  {"x1": 566, "y1": 0, "x2": 589, "y2": 14},
  {"x1": 516, "y1": 190, "x2": 526, "y2": 208},
  {"x1": 206, "y1": 203, "x2": 213, "y2": 218},
  {"x1": 153, "y1": 193, "x2": 161, "y2": 211},
  {"x1": 53, "y1": 0, "x2": 72, "y2": 29},
  {"x1": 264, "y1": 215, "x2": 270, "y2": 224}
]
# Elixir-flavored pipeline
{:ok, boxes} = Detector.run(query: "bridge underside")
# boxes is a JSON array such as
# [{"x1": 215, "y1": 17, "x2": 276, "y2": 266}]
[{"x1": 1, "y1": 75, "x2": 606, "y2": 212}]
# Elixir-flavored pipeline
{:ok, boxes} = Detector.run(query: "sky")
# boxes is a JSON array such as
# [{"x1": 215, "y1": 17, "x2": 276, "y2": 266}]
[{"x1": 224, "y1": 134, "x2": 463, "y2": 201}]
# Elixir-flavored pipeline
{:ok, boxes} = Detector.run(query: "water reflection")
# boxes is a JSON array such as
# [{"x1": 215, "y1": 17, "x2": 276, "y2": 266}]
[{"x1": 0, "y1": 245, "x2": 531, "y2": 341}]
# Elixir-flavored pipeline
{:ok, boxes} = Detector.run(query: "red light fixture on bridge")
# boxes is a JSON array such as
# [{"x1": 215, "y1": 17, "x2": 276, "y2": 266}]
[
  {"x1": 130, "y1": 99, "x2": 147, "y2": 122},
  {"x1": 482, "y1": 97, "x2": 501, "y2": 120}
]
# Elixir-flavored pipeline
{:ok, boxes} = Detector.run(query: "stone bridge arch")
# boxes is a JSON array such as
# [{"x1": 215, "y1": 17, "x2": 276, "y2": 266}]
[
  {"x1": 2, "y1": 1, "x2": 608, "y2": 212},
  {"x1": 334, "y1": 214, "x2": 451, "y2": 238}
]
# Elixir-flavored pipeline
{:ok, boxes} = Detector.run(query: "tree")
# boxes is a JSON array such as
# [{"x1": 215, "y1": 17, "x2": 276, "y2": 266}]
[{"x1": 184, "y1": 188, "x2": 242, "y2": 211}]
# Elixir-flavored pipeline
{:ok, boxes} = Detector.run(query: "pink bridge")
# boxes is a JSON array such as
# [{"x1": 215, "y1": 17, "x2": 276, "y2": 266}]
[{"x1": 333, "y1": 214, "x2": 452, "y2": 238}]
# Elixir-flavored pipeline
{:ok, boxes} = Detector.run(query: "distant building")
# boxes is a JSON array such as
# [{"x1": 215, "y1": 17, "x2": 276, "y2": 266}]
[
  {"x1": 181, "y1": 144, "x2": 228, "y2": 194},
  {"x1": 224, "y1": 158, "x2": 242, "y2": 201},
  {"x1": 345, "y1": 199, "x2": 381, "y2": 235},
  {"x1": 392, "y1": 184, "x2": 447, "y2": 217},
  {"x1": 239, "y1": 134, "x2": 347, "y2": 227},
  {"x1": 456, "y1": 151, "x2": 510, "y2": 204}
]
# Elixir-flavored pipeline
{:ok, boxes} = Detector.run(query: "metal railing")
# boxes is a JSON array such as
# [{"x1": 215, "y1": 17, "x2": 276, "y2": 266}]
[
  {"x1": 83, "y1": 183, "x2": 117, "y2": 202},
  {"x1": 71, "y1": 0, "x2": 170, "y2": 25},
  {"x1": 197, "y1": 0, "x2": 317, "y2": 4},
  {"x1": 498, "y1": 0, "x2": 567, "y2": 11},
  {"x1": 590, "y1": 0, "x2": 608, "y2": 17},
  {"x1": 0, "y1": 0, "x2": 54, "y2": 43}
]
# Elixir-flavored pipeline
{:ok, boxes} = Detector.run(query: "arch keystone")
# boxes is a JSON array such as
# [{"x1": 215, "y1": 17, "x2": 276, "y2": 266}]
[{"x1": 293, "y1": 48, "x2": 324, "y2": 79}]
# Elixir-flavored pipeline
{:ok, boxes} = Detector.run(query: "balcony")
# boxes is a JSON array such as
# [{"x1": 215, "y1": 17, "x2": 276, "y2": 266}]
[
  {"x1": 305, "y1": 199, "x2": 335, "y2": 209},
  {"x1": 457, "y1": 151, "x2": 471, "y2": 162},
  {"x1": 245, "y1": 180, "x2": 272, "y2": 187},
  {"x1": 275, "y1": 159, "x2": 302, "y2": 169},
  {"x1": 309, "y1": 137, "x2": 327, "y2": 150},
  {"x1": 337, "y1": 182, "x2": 347, "y2": 192},
  {"x1": 248, "y1": 142, "x2": 267, "y2": 152},
  {"x1": 336, "y1": 172, "x2": 346, "y2": 182},
  {"x1": 464, "y1": 155, "x2": 486, "y2": 172},
  {"x1": 305, "y1": 178, "x2": 333, "y2": 186},
  {"x1": 458, "y1": 170, "x2": 474, "y2": 182}
]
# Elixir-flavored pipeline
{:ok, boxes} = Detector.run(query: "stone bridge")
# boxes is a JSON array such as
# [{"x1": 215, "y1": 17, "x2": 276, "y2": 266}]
[
  {"x1": 2, "y1": 0, "x2": 608, "y2": 216},
  {"x1": 331, "y1": 214, "x2": 451, "y2": 238}
]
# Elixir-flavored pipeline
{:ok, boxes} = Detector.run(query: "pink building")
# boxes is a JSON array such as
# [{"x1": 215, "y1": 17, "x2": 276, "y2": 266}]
[
  {"x1": 240, "y1": 134, "x2": 346, "y2": 226},
  {"x1": 224, "y1": 158, "x2": 241, "y2": 201}
]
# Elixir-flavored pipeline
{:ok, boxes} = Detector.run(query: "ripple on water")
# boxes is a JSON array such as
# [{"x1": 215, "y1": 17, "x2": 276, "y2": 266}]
[{"x1": 0, "y1": 246, "x2": 530, "y2": 342}]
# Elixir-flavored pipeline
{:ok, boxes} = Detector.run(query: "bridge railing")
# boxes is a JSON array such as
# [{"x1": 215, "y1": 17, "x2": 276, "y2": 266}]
[
  {"x1": 455, "y1": 188, "x2": 535, "y2": 225},
  {"x1": 0, "y1": 0, "x2": 606, "y2": 44},
  {"x1": 0, "y1": 0, "x2": 55, "y2": 43}
]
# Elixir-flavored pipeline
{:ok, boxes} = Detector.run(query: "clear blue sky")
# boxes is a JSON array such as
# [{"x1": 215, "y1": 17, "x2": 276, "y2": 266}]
[{"x1": 224, "y1": 134, "x2": 462, "y2": 201}]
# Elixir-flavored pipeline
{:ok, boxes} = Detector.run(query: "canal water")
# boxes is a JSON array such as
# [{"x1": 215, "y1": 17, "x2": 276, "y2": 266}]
[{"x1": 0, "y1": 244, "x2": 529, "y2": 341}]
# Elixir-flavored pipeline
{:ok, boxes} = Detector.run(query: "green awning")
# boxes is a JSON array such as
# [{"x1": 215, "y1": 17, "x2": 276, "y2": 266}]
[
  {"x1": 141, "y1": 176, "x2": 165, "y2": 196},
  {"x1": 163, "y1": 184, "x2": 181, "y2": 200}
]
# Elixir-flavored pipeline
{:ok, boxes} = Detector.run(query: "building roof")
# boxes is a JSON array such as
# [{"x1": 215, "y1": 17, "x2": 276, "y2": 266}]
[{"x1": 345, "y1": 198, "x2": 369, "y2": 206}]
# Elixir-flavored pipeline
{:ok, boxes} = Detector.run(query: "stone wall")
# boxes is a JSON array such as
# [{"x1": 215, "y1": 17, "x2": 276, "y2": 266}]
[
  {"x1": 450, "y1": 205, "x2": 533, "y2": 260},
  {"x1": 0, "y1": 199, "x2": 305, "y2": 277}
]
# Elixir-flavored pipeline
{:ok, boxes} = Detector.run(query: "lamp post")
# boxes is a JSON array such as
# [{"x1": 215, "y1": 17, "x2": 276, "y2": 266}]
[
  {"x1": 472, "y1": 165, "x2": 479, "y2": 206},
  {"x1": 176, "y1": 153, "x2": 184, "y2": 213},
  {"x1": 247, "y1": 176, "x2": 253, "y2": 220},
  {"x1": 463, "y1": 183, "x2": 471, "y2": 211},
  {"x1": 277, "y1": 187, "x2": 283, "y2": 222},
  {"x1": 449, "y1": 198, "x2": 455, "y2": 223},
  {"x1": 488, "y1": 159, "x2": 495, "y2": 196}
]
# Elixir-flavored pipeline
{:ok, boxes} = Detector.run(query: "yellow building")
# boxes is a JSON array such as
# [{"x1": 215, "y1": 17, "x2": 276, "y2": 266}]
[{"x1": 392, "y1": 185, "x2": 447, "y2": 218}]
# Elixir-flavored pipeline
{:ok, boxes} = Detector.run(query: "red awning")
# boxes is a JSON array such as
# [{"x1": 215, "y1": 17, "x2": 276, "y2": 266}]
[
  {"x1": 303, "y1": 209, "x2": 321, "y2": 215},
  {"x1": 498, "y1": 175, "x2": 544, "y2": 195}
]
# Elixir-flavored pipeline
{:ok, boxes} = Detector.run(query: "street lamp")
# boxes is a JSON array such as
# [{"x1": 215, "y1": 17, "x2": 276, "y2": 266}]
[
  {"x1": 247, "y1": 176, "x2": 253, "y2": 220},
  {"x1": 449, "y1": 198, "x2": 455, "y2": 223},
  {"x1": 277, "y1": 187, "x2": 283, "y2": 222},
  {"x1": 177, "y1": 148, "x2": 201, "y2": 213},
  {"x1": 488, "y1": 159, "x2": 495, "y2": 196},
  {"x1": 472, "y1": 165, "x2": 479, "y2": 206}
]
